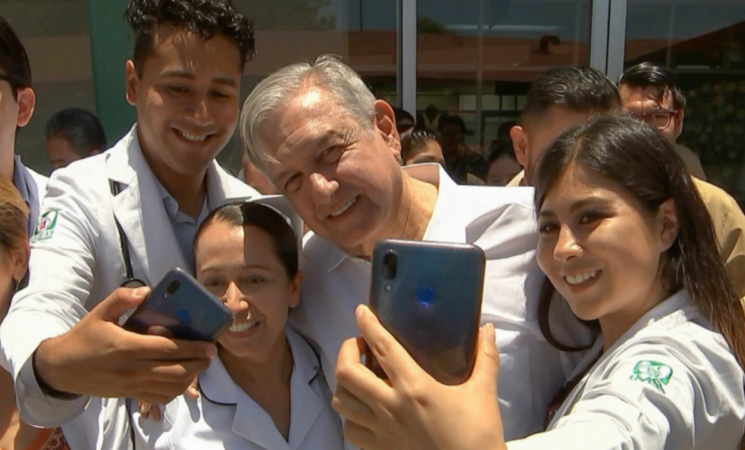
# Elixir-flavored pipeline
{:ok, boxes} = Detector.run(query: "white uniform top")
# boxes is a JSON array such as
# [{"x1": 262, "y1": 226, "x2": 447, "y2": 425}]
[
  {"x1": 508, "y1": 290, "x2": 745, "y2": 450},
  {"x1": 290, "y1": 164, "x2": 591, "y2": 441},
  {"x1": 0, "y1": 126, "x2": 259, "y2": 450},
  {"x1": 131, "y1": 328, "x2": 345, "y2": 450}
]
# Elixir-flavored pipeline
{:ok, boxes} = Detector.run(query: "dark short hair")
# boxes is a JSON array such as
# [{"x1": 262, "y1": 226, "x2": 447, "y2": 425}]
[
  {"x1": 124, "y1": 0, "x2": 256, "y2": 77},
  {"x1": 45, "y1": 108, "x2": 108, "y2": 156},
  {"x1": 401, "y1": 129, "x2": 438, "y2": 162},
  {"x1": 0, "y1": 15, "x2": 32, "y2": 99},
  {"x1": 535, "y1": 113, "x2": 745, "y2": 379},
  {"x1": 438, "y1": 114, "x2": 467, "y2": 134},
  {"x1": 619, "y1": 62, "x2": 686, "y2": 110},
  {"x1": 486, "y1": 138, "x2": 517, "y2": 167},
  {"x1": 521, "y1": 66, "x2": 620, "y2": 125},
  {"x1": 194, "y1": 202, "x2": 299, "y2": 279},
  {"x1": 392, "y1": 107, "x2": 416, "y2": 130}
]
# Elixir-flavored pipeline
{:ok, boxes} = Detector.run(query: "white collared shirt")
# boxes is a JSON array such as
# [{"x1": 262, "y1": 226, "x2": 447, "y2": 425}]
[
  {"x1": 290, "y1": 164, "x2": 590, "y2": 440},
  {"x1": 131, "y1": 328, "x2": 345, "y2": 450},
  {"x1": 507, "y1": 290, "x2": 745, "y2": 450}
]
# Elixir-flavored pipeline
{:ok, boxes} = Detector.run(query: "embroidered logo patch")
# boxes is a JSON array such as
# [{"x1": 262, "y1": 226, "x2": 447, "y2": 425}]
[
  {"x1": 630, "y1": 360, "x2": 673, "y2": 393},
  {"x1": 31, "y1": 209, "x2": 60, "y2": 243}
]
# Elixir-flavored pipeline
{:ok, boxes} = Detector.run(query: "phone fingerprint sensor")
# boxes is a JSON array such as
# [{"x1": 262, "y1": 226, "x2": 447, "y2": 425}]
[
  {"x1": 176, "y1": 308, "x2": 191, "y2": 324},
  {"x1": 415, "y1": 286, "x2": 435, "y2": 307}
]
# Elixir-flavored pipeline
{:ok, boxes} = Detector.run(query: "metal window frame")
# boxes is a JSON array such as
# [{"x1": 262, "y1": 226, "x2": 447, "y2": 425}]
[{"x1": 397, "y1": 0, "x2": 616, "y2": 115}]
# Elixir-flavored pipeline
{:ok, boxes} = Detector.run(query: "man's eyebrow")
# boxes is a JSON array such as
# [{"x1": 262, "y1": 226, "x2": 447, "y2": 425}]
[
  {"x1": 161, "y1": 70, "x2": 238, "y2": 88},
  {"x1": 273, "y1": 131, "x2": 344, "y2": 183}
]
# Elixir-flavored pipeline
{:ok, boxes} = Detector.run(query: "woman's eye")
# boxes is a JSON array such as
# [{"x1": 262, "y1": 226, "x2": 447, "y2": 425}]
[
  {"x1": 241, "y1": 276, "x2": 266, "y2": 285},
  {"x1": 579, "y1": 213, "x2": 601, "y2": 224},
  {"x1": 538, "y1": 222, "x2": 558, "y2": 234}
]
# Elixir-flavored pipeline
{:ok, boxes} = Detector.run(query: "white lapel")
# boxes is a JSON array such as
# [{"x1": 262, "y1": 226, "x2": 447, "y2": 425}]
[{"x1": 106, "y1": 127, "x2": 185, "y2": 285}]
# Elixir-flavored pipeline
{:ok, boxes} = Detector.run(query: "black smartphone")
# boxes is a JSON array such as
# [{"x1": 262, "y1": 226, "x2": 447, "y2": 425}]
[
  {"x1": 367, "y1": 239, "x2": 486, "y2": 385},
  {"x1": 122, "y1": 267, "x2": 233, "y2": 342}
]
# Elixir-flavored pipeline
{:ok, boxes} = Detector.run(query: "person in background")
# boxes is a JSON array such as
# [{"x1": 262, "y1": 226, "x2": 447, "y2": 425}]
[
  {"x1": 0, "y1": 1, "x2": 259, "y2": 448},
  {"x1": 45, "y1": 107, "x2": 107, "y2": 172},
  {"x1": 619, "y1": 62, "x2": 745, "y2": 299},
  {"x1": 131, "y1": 199, "x2": 344, "y2": 450},
  {"x1": 417, "y1": 104, "x2": 442, "y2": 135},
  {"x1": 240, "y1": 154, "x2": 277, "y2": 195},
  {"x1": 332, "y1": 113, "x2": 745, "y2": 450},
  {"x1": 392, "y1": 107, "x2": 416, "y2": 140},
  {"x1": 485, "y1": 139, "x2": 521, "y2": 186},
  {"x1": 618, "y1": 62, "x2": 706, "y2": 180},
  {"x1": 400, "y1": 130, "x2": 444, "y2": 166},
  {"x1": 240, "y1": 54, "x2": 588, "y2": 442},
  {"x1": 0, "y1": 176, "x2": 68, "y2": 450},
  {"x1": 508, "y1": 66, "x2": 621, "y2": 187},
  {"x1": 0, "y1": 15, "x2": 47, "y2": 235},
  {"x1": 437, "y1": 114, "x2": 486, "y2": 184}
]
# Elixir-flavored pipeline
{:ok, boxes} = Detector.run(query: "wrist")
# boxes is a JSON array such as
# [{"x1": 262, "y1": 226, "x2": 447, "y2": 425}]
[{"x1": 33, "y1": 338, "x2": 81, "y2": 400}]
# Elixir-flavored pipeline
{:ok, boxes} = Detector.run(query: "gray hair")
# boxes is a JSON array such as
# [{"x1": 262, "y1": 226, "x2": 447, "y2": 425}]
[{"x1": 239, "y1": 54, "x2": 377, "y2": 173}]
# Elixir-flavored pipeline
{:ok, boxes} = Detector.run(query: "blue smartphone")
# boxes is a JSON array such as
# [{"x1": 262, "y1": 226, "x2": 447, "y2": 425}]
[
  {"x1": 122, "y1": 267, "x2": 233, "y2": 342},
  {"x1": 367, "y1": 239, "x2": 485, "y2": 385}
]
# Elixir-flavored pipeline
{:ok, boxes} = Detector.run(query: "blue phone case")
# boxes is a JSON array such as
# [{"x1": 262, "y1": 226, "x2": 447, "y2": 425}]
[
  {"x1": 122, "y1": 267, "x2": 233, "y2": 342},
  {"x1": 368, "y1": 239, "x2": 485, "y2": 385}
]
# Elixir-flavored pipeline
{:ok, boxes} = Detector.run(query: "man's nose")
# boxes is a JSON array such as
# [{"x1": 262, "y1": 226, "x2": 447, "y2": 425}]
[{"x1": 309, "y1": 172, "x2": 339, "y2": 206}]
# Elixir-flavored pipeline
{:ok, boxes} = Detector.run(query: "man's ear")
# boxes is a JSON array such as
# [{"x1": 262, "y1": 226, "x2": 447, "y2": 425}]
[
  {"x1": 125, "y1": 60, "x2": 139, "y2": 106},
  {"x1": 373, "y1": 100, "x2": 401, "y2": 156},
  {"x1": 15, "y1": 87, "x2": 36, "y2": 128},
  {"x1": 657, "y1": 199, "x2": 680, "y2": 252},
  {"x1": 510, "y1": 125, "x2": 529, "y2": 168}
]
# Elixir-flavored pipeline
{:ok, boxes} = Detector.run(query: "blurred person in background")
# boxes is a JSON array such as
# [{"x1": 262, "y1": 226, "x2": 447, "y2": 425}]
[
  {"x1": 45, "y1": 107, "x2": 107, "y2": 172},
  {"x1": 485, "y1": 139, "x2": 521, "y2": 186}
]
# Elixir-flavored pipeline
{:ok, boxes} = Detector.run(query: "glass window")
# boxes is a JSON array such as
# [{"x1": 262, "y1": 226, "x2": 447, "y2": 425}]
[
  {"x1": 5, "y1": 0, "x2": 95, "y2": 176},
  {"x1": 416, "y1": 0, "x2": 592, "y2": 183},
  {"x1": 624, "y1": 0, "x2": 745, "y2": 207},
  {"x1": 221, "y1": 0, "x2": 397, "y2": 172}
]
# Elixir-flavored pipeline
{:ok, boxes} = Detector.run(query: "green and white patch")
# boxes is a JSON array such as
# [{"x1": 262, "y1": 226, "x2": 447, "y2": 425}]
[
  {"x1": 630, "y1": 360, "x2": 673, "y2": 393},
  {"x1": 31, "y1": 209, "x2": 60, "y2": 243}
]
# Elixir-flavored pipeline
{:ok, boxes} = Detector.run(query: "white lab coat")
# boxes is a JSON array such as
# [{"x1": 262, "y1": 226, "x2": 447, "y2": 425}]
[
  {"x1": 130, "y1": 328, "x2": 345, "y2": 450},
  {"x1": 0, "y1": 125, "x2": 259, "y2": 450},
  {"x1": 507, "y1": 290, "x2": 745, "y2": 450}
]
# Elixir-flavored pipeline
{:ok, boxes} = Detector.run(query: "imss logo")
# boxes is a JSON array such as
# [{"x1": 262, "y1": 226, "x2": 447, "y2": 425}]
[{"x1": 31, "y1": 209, "x2": 60, "y2": 243}]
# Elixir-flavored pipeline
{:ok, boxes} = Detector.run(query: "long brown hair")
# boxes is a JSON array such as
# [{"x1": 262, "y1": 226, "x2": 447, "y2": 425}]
[
  {"x1": 535, "y1": 112, "x2": 745, "y2": 374},
  {"x1": 0, "y1": 175, "x2": 29, "y2": 254}
]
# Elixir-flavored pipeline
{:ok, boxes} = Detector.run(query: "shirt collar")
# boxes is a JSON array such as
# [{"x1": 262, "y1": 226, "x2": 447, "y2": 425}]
[
  {"x1": 154, "y1": 174, "x2": 210, "y2": 223},
  {"x1": 12, "y1": 154, "x2": 31, "y2": 206},
  {"x1": 321, "y1": 163, "x2": 459, "y2": 273}
]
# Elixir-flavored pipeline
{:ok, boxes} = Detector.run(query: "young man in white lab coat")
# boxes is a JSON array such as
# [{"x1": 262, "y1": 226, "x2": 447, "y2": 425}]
[
  {"x1": 0, "y1": 1, "x2": 258, "y2": 449},
  {"x1": 0, "y1": 16, "x2": 47, "y2": 237},
  {"x1": 238, "y1": 55, "x2": 590, "y2": 442}
]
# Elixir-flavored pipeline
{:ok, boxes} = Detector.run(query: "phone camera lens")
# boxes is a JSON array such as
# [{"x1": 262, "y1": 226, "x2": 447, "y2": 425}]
[
  {"x1": 382, "y1": 251, "x2": 398, "y2": 280},
  {"x1": 165, "y1": 280, "x2": 181, "y2": 297}
]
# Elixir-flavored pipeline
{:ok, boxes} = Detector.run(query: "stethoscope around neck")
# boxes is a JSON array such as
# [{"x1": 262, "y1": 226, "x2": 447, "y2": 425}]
[{"x1": 110, "y1": 180, "x2": 147, "y2": 288}]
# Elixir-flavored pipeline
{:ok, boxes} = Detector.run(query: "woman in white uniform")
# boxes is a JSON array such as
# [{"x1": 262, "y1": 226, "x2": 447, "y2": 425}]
[
  {"x1": 131, "y1": 200, "x2": 345, "y2": 450},
  {"x1": 330, "y1": 113, "x2": 745, "y2": 450}
]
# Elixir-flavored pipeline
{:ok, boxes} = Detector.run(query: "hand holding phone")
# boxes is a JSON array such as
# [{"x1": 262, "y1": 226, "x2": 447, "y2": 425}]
[
  {"x1": 122, "y1": 267, "x2": 233, "y2": 342},
  {"x1": 367, "y1": 239, "x2": 486, "y2": 385}
]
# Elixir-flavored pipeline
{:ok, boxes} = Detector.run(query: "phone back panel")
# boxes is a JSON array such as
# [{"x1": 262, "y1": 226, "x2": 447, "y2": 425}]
[
  {"x1": 370, "y1": 239, "x2": 485, "y2": 385},
  {"x1": 123, "y1": 267, "x2": 233, "y2": 342}
]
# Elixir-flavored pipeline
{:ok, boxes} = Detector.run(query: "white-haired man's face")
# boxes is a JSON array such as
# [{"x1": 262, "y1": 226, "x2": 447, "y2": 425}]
[{"x1": 256, "y1": 87, "x2": 404, "y2": 255}]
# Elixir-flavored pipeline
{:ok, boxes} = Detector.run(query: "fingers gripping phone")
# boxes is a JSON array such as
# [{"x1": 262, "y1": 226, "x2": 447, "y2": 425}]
[
  {"x1": 122, "y1": 267, "x2": 233, "y2": 342},
  {"x1": 367, "y1": 239, "x2": 486, "y2": 385}
]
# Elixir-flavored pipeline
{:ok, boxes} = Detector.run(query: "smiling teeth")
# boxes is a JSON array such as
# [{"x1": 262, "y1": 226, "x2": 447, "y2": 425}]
[
  {"x1": 178, "y1": 130, "x2": 208, "y2": 142},
  {"x1": 565, "y1": 270, "x2": 599, "y2": 285},
  {"x1": 229, "y1": 321, "x2": 258, "y2": 333},
  {"x1": 331, "y1": 197, "x2": 357, "y2": 217}
]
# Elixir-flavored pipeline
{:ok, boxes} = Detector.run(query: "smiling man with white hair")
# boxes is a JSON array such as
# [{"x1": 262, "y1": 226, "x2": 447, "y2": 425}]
[{"x1": 238, "y1": 55, "x2": 589, "y2": 441}]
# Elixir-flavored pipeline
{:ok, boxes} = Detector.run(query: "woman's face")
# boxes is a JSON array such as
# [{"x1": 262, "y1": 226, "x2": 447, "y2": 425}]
[
  {"x1": 195, "y1": 221, "x2": 301, "y2": 359},
  {"x1": 536, "y1": 165, "x2": 677, "y2": 327}
]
